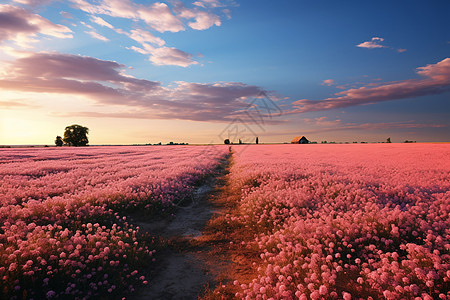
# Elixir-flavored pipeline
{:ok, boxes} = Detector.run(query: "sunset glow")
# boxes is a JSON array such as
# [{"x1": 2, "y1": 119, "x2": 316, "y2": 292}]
[{"x1": 0, "y1": 0, "x2": 449, "y2": 144}]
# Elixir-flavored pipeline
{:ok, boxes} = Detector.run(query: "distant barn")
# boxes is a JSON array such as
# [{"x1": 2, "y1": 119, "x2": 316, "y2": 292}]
[{"x1": 291, "y1": 136, "x2": 309, "y2": 144}]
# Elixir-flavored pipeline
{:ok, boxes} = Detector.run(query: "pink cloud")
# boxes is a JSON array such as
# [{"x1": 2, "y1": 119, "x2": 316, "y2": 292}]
[
  {"x1": 13, "y1": 0, "x2": 54, "y2": 6},
  {"x1": 138, "y1": 2, "x2": 184, "y2": 33},
  {"x1": 129, "y1": 44, "x2": 198, "y2": 67},
  {"x1": 0, "y1": 100, "x2": 34, "y2": 108},
  {"x1": 0, "y1": 52, "x2": 160, "y2": 103},
  {"x1": 222, "y1": 8, "x2": 232, "y2": 19},
  {"x1": 70, "y1": 0, "x2": 184, "y2": 33},
  {"x1": 60, "y1": 11, "x2": 74, "y2": 19},
  {"x1": 129, "y1": 45, "x2": 148, "y2": 55},
  {"x1": 70, "y1": 0, "x2": 229, "y2": 32},
  {"x1": 309, "y1": 117, "x2": 445, "y2": 129},
  {"x1": 268, "y1": 118, "x2": 447, "y2": 138},
  {"x1": 416, "y1": 58, "x2": 450, "y2": 81},
  {"x1": 171, "y1": 81, "x2": 263, "y2": 102},
  {"x1": 357, "y1": 37, "x2": 386, "y2": 49},
  {"x1": 176, "y1": 4, "x2": 221, "y2": 30},
  {"x1": 0, "y1": 5, "x2": 72, "y2": 47},
  {"x1": 281, "y1": 117, "x2": 447, "y2": 136},
  {"x1": 128, "y1": 29, "x2": 165, "y2": 47},
  {"x1": 70, "y1": 0, "x2": 135, "y2": 19},
  {"x1": 148, "y1": 47, "x2": 198, "y2": 67},
  {"x1": 291, "y1": 58, "x2": 450, "y2": 113},
  {"x1": 68, "y1": 0, "x2": 100, "y2": 15},
  {"x1": 193, "y1": 0, "x2": 225, "y2": 8},
  {"x1": 66, "y1": 0, "x2": 234, "y2": 66},
  {"x1": 80, "y1": 21, "x2": 94, "y2": 30},
  {"x1": 4, "y1": 53, "x2": 125, "y2": 81},
  {"x1": 0, "y1": 6, "x2": 37, "y2": 41},
  {"x1": 0, "y1": 52, "x2": 267, "y2": 122},
  {"x1": 100, "y1": 0, "x2": 136, "y2": 19},
  {"x1": 188, "y1": 11, "x2": 221, "y2": 30},
  {"x1": 67, "y1": 1, "x2": 199, "y2": 66},
  {"x1": 90, "y1": 16, "x2": 114, "y2": 29},
  {"x1": 86, "y1": 30, "x2": 109, "y2": 41},
  {"x1": 357, "y1": 37, "x2": 406, "y2": 53},
  {"x1": 322, "y1": 79, "x2": 335, "y2": 86}
]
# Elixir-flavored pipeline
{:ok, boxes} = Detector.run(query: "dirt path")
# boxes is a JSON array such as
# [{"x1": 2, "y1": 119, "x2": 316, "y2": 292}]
[{"x1": 131, "y1": 155, "x2": 231, "y2": 300}]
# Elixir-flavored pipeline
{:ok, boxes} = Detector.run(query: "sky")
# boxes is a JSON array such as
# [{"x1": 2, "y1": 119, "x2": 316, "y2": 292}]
[{"x1": 0, "y1": 0, "x2": 449, "y2": 145}]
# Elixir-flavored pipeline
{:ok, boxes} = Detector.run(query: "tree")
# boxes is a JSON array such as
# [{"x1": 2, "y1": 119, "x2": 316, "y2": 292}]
[
  {"x1": 387, "y1": 137, "x2": 391, "y2": 143},
  {"x1": 224, "y1": 139, "x2": 230, "y2": 144},
  {"x1": 63, "y1": 124, "x2": 89, "y2": 146},
  {"x1": 55, "y1": 136, "x2": 63, "y2": 147}
]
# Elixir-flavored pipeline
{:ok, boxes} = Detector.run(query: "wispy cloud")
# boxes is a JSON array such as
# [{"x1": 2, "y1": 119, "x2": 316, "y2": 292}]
[
  {"x1": 186, "y1": 10, "x2": 221, "y2": 30},
  {"x1": 69, "y1": 0, "x2": 135, "y2": 19},
  {"x1": 0, "y1": 100, "x2": 35, "y2": 108},
  {"x1": 138, "y1": 2, "x2": 185, "y2": 33},
  {"x1": 357, "y1": 36, "x2": 406, "y2": 53},
  {"x1": 0, "y1": 52, "x2": 267, "y2": 122},
  {"x1": 357, "y1": 37, "x2": 386, "y2": 49},
  {"x1": 129, "y1": 44, "x2": 197, "y2": 67},
  {"x1": 302, "y1": 117, "x2": 446, "y2": 133},
  {"x1": 0, "y1": 4, "x2": 72, "y2": 48},
  {"x1": 12, "y1": 0, "x2": 54, "y2": 6},
  {"x1": 290, "y1": 58, "x2": 450, "y2": 113},
  {"x1": 193, "y1": 0, "x2": 225, "y2": 8},
  {"x1": 60, "y1": 11, "x2": 73, "y2": 19},
  {"x1": 175, "y1": 3, "x2": 221, "y2": 30},
  {"x1": 90, "y1": 16, "x2": 114, "y2": 29},
  {"x1": 128, "y1": 29, "x2": 165, "y2": 47},
  {"x1": 65, "y1": 0, "x2": 234, "y2": 66},
  {"x1": 70, "y1": 0, "x2": 185, "y2": 33},
  {"x1": 193, "y1": 0, "x2": 238, "y2": 9},
  {"x1": 268, "y1": 117, "x2": 447, "y2": 138},
  {"x1": 86, "y1": 30, "x2": 109, "y2": 42},
  {"x1": 321, "y1": 79, "x2": 336, "y2": 86},
  {"x1": 85, "y1": 9, "x2": 192, "y2": 66},
  {"x1": 148, "y1": 46, "x2": 198, "y2": 67}
]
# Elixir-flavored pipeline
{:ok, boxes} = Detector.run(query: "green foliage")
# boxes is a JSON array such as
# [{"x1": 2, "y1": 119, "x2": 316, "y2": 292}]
[
  {"x1": 63, "y1": 124, "x2": 89, "y2": 146},
  {"x1": 54, "y1": 136, "x2": 63, "y2": 147}
]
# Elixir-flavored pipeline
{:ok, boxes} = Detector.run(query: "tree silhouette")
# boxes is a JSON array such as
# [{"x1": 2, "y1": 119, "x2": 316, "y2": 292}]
[
  {"x1": 55, "y1": 136, "x2": 63, "y2": 147},
  {"x1": 63, "y1": 124, "x2": 89, "y2": 146}
]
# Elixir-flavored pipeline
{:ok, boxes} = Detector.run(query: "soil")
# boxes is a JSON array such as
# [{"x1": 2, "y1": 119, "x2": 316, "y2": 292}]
[{"x1": 130, "y1": 155, "x2": 232, "y2": 300}]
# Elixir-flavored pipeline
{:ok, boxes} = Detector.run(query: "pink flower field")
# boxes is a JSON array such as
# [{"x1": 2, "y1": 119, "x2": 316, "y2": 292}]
[
  {"x1": 1, "y1": 143, "x2": 449, "y2": 299},
  {"x1": 220, "y1": 144, "x2": 449, "y2": 299},
  {"x1": 0, "y1": 145, "x2": 228, "y2": 299}
]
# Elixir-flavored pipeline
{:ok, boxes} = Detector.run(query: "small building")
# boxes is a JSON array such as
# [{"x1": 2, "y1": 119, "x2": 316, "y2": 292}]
[{"x1": 291, "y1": 136, "x2": 309, "y2": 144}]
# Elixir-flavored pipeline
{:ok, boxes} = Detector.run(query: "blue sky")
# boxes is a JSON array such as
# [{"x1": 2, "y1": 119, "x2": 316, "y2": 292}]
[{"x1": 0, "y1": 0, "x2": 449, "y2": 144}]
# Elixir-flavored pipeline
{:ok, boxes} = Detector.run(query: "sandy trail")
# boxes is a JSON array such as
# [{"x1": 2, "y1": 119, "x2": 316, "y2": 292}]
[{"x1": 131, "y1": 155, "x2": 230, "y2": 300}]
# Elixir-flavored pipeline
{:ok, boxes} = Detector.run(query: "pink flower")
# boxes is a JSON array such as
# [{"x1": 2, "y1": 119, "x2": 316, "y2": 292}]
[
  {"x1": 46, "y1": 290, "x2": 56, "y2": 298},
  {"x1": 342, "y1": 292, "x2": 351, "y2": 300},
  {"x1": 8, "y1": 263, "x2": 17, "y2": 271}
]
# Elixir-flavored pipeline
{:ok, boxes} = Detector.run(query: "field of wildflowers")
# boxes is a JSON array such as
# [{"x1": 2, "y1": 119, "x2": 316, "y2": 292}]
[
  {"x1": 220, "y1": 144, "x2": 449, "y2": 299},
  {"x1": 0, "y1": 145, "x2": 228, "y2": 299}
]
